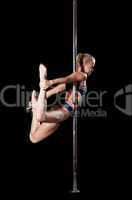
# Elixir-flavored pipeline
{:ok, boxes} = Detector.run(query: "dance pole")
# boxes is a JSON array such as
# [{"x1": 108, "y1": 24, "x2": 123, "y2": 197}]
[{"x1": 71, "y1": 0, "x2": 80, "y2": 193}]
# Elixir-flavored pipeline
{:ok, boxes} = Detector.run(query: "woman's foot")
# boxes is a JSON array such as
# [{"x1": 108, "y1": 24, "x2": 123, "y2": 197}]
[
  {"x1": 36, "y1": 64, "x2": 48, "y2": 122},
  {"x1": 39, "y1": 64, "x2": 47, "y2": 89},
  {"x1": 26, "y1": 90, "x2": 37, "y2": 112}
]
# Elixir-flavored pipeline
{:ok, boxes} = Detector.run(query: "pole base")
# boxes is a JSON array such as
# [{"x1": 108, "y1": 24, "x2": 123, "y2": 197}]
[
  {"x1": 70, "y1": 186, "x2": 80, "y2": 194},
  {"x1": 71, "y1": 189, "x2": 80, "y2": 194}
]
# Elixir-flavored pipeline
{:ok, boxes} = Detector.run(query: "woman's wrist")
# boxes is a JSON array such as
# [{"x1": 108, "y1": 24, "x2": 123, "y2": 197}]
[{"x1": 48, "y1": 80, "x2": 54, "y2": 87}]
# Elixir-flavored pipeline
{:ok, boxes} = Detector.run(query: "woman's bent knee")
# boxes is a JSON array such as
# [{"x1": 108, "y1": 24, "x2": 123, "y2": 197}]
[{"x1": 30, "y1": 132, "x2": 40, "y2": 143}]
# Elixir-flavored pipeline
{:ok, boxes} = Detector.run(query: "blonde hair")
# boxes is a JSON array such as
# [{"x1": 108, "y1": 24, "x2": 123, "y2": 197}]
[{"x1": 76, "y1": 53, "x2": 96, "y2": 73}]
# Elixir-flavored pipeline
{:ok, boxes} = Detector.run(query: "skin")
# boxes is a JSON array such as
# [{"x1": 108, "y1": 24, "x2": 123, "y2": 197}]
[{"x1": 29, "y1": 54, "x2": 95, "y2": 143}]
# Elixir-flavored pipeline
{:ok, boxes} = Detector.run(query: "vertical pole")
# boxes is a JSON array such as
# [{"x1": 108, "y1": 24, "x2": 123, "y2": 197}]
[{"x1": 72, "y1": 0, "x2": 80, "y2": 193}]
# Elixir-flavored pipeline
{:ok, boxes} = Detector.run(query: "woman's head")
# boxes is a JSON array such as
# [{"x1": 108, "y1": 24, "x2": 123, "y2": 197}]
[{"x1": 76, "y1": 53, "x2": 96, "y2": 75}]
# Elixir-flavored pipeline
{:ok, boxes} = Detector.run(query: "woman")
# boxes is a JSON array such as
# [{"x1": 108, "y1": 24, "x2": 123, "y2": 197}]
[{"x1": 29, "y1": 53, "x2": 95, "y2": 143}]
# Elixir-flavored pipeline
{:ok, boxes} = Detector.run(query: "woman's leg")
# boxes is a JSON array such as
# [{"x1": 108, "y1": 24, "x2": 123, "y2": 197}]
[
  {"x1": 29, "y1": 88, "x2": 70, "y2": 143},
  {"x1": 29, "y1": 90, "x2": 61, "y2": 143},
  {"x1": 36, "y1": 65, "x2": 69, "y2": 123},
  {"x1": 29, "y1": 64, "x2": 70, "y2": 143},
  {"x1": 36, "y1": 64, "x2": 47, "y2": 121},
  {"x1": 29, "y1": 93, "x2": 69, "y2": 143},
  {"x1": 36, "y1": 84, "x2": 70, "y2": 123},
  {"x1": 30, "y1": 120, "x2": 60, "y2": 143},
  {"x1": 29, "y1": 91, "x2": 40, "y2": 135}
]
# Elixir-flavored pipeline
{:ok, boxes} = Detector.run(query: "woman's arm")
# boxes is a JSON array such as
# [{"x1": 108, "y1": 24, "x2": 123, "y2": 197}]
[{"x1": 50, "y1": 72, "x2": 87, "y2": 86}]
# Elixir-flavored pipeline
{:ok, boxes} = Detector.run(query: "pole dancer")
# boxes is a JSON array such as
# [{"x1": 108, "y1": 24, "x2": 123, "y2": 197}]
[{"x1": 28, "y1": 54, "x2": 95, "y2": 143}]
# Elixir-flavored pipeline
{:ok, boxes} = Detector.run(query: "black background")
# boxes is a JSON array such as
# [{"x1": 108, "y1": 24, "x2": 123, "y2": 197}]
[{"x1": 0, "y1": 0, "x2": 131, "y2": 199}]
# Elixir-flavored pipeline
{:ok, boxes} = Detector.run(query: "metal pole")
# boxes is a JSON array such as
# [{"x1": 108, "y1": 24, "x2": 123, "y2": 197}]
[{"x1": 71, "y1": 0, "x2": 80, "y2": 193}]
